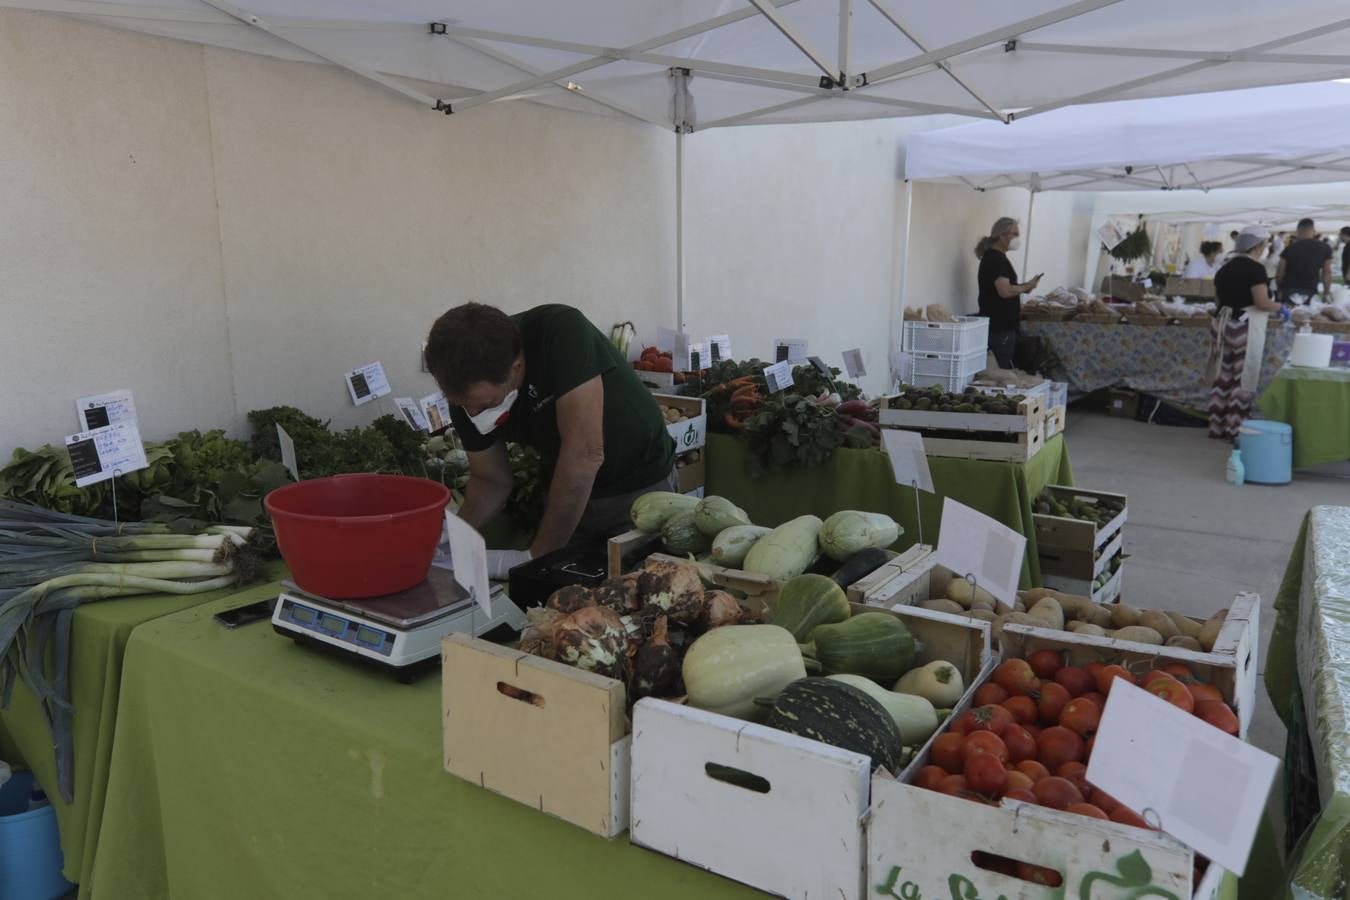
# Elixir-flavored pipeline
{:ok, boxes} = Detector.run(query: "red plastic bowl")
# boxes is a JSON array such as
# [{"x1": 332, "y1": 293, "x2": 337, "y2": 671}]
[{"x1": 264, "y1": 474, "x2": 450, "y2": 599}]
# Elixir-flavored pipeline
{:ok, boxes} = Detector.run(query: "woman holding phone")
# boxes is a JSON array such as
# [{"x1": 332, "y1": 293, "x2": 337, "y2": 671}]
[{"x1": 975, "y1": 217, "x2": 1041, "y2": 369}]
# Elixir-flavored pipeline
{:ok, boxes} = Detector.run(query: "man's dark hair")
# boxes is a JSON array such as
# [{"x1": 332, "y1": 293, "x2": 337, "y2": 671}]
[
  {"x1": 1341, "y1": 226, "x2": 1350, "y2": 238},
  {"x1": 1230, "y1": 230, "x2": 1240, "y2": 239},
  {"x1": 1297, "y1": 217, "x2": 1315, "y2": 231},
  {"x1": 425, "y1": 302, "x2": 521, "y2": 394}
]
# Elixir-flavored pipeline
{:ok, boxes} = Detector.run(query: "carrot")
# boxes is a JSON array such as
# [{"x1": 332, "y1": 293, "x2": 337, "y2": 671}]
[{"x1": 723, "y1": 412, "x2": 746, "y2": 432}]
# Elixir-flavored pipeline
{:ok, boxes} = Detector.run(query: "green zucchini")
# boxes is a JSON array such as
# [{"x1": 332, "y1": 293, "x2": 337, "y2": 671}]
[
  {"x1": 661, "y1": 511, "x2": 711, "y2": 555},
  {"x1": 631, "y1": 492, "x2": 700, "y2": 533},
  {"x1": 682, "y1": 625, "x2": 807, "y2": 721},
  {"x1": 830, "y1": 547, "x2": 895, "y2": 589},
  {"x1": 826, "y1": 674, "x2": 940, "y2": 745},
  {"x1": 768, "y1": 573, "x2": 850, "y2": 641},
  {"x1": 818, "y1": 510, "x2": 901, "y2": 562},
  {"x1": 800, "y1": 612, "x2": 916, "y2": 685},
  {"x1": 693, "y1": 496, "x2": 752, "y2": 537},
  {"x1": 711, "y1": 525, "x2": 772, "y2": 567},
  {"x1": 762, "y1": 677, "x2": 903, "y2": 774}
]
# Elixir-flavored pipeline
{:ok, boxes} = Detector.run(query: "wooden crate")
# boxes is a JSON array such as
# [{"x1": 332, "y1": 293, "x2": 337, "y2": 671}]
[
  {"x1": 879, "y1": 395, "x2": 1047, "y2": 462},
  {"x1": 1034, "y1": 484, "x2": 1127, "y2": 582},
  {"x1": 441, "y1": 634, "x2": 629, "y2": 838},
  {"x1": 845, "y1": 544, "x2": 933, "y2": 606},
  {"x1": 606, "y1": 530, "x2": 785, "y2": 612},
  {"x1": 868, "y1": 618, "x2": 1258, "y2": 900},
  {"x1": 1044, "y1": 558, "x2": 1124, "y2": 604},
  {"x1": 629, "y1": 605, "x2": 991, "y2": 900}
]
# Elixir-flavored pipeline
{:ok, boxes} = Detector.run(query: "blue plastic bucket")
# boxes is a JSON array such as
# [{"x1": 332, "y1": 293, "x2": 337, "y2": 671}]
[
  {"x1": 0, "y1": 770, "x2": 73, "y2": 900},
  {"x1": 1236, "y1": 420, "x2": 1293, "y2": 485}
]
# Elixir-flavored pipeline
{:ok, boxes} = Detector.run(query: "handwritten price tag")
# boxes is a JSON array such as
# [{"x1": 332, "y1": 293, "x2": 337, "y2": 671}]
[
  {"x1": 345, "y1": 362, "x2": 391, "y2": 406},
  {"x1": 64, "y1": 422, "x2": 148, "y2": 488}
]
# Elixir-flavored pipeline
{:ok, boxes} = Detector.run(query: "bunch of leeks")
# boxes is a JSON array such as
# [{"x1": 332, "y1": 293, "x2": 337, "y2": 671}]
[{"x1": 0, "y1": 499, "x2": 260, "y2": 801}]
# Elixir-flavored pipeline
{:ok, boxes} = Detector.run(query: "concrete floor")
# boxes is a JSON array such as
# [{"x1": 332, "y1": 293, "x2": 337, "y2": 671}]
[{"x1": 1061, "y1": 409, "x2": 1350, "y2": 847}]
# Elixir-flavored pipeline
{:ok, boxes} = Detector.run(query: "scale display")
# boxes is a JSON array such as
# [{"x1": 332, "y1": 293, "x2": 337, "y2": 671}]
[{"x1": 278, "y1": 598, "x2": 394, "y2": 656}]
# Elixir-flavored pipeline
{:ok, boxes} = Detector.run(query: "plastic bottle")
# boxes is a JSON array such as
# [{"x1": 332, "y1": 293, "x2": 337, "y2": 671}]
[{"x1": 1226, "y1": 449, "x2": 1245, "y2": 486}]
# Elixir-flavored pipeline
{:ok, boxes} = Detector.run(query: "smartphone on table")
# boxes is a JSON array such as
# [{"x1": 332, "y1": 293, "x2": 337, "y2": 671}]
[{"x1": 214, "y1": 597, "x2": 277, "y2": 629}]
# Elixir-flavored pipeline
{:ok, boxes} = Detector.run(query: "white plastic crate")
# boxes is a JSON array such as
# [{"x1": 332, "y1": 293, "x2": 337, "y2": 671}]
[
  {"x1": 1050, "y1": 381, "x2": 1068, "y2": 409},
  {"x1": 902, "y1": 316, "x2": 989, "y2": 355},
  {"x1": 908, "y1": 348, "x2": 987, "y2": 392}
]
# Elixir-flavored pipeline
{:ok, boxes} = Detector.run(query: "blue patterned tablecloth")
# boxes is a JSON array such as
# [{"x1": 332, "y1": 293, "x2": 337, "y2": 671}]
[{"x1": 1022, "y1": 320, "x2": 1295, "y2": 410}]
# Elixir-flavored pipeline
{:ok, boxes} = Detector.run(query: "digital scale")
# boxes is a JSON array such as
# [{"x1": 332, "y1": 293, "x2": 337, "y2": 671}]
[{"x1": 272, "y1": 565, "x2": 527, "y2": 680}]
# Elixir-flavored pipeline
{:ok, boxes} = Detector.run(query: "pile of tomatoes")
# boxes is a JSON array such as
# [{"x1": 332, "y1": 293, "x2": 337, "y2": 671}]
[{"x1": 913, "y1": 650, "x2": 1241, "y2": 827}]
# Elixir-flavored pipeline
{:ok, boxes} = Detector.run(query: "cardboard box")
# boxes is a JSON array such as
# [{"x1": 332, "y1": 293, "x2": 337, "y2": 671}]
[
  {"x1": 630, "y1": 604, "x2": 992, "y2": 900},
  {"x1": 654, "y1": 393, "x2": 706, "y2": 452},
  {"x1": 1108, "y1": 389, "x2": 1138, "y2": 418},
  {"x1": 441, "y1": 635, "x2": 629, "y2": 838},
  {"x1": 675, "y1": 451, "x2": 705, "y2": 494}
]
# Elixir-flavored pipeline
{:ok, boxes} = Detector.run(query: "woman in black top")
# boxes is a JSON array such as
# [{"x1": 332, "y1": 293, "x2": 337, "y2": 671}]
[
  {"x1": 975, "y1": 217, "x2": 1041, "y2": 369},
  {"x1": 1207, "y1": 226, "x2": 1280, "y2": 441}
]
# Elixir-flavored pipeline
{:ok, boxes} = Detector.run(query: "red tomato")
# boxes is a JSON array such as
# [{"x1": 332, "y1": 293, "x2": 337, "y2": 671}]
[
  {"x1": 1027, "y1": 649, "x2": 1064, "y2": 679},
  {"x1": 1195, "y1": 699, "x2": 1240, "y2": 735},
  {"x1": 1066, "y1": 802, "x2": 1110, "y2": 821},
  {"x1": 1036, "y1": 726, "x2": 1084, "y2": 771},
  {"x1": 974, "y1": 682, "x2": 1010, "y2": 707},
  {"x1": 962, "y1": 731, "x2": 1010, "y2": 765},
  {"x1": 964, "y1": 752, "x2": 1009, "y2": 796},
  {"x1": 1037, "y1": 681, "x2": 1072, "y2": 725},
  {"x1": 1002, "y1": 787, "x2": 1038, "y2": 805},
  {"x1": 1109, "y1": 804, "x2": 1153, "y2": 830},
  {"x1": 1089, "y1": 787, "x2": 1122, "y2": 815},
  {"x1": 1002, "y1": 725, "x2": 1038, "y2": 764},
  {"x1": 1054, "y1": 666, "x2": 1093, "y2": 697},
  {"x1": 1022, "y1": 722, "x2": 1042, "y2": 742},
  {"x1": 1032, "y1": 776, "x2": 1084, "y2": 810},
  {"x1": 1146, "y1": 676, "x2": 1196, "y2": 713},
  {"x1": 1003, "y1": 770, "x2": 1035, "y2": 794},
  {"x1": 1095, "y1": 664, "x2": 1135, "y2": 695},
  {"x1": 1187, "y1": 682, "x2": 1224, "y2": 705},
  {"x1": 1015, "y1": 759, "x2": 1050, "y2": 783},
  {"x1": 914, "y1": 765, "x2": 948, "y2": 791},
  {"x1": 1160, "y1": 661, "x2": 1194, "y2": 681},
  {"x1": 993, "y1": 659, "x2": 1040, "y2": 696},
  {"x1": 1080, "y1": 691, "x2": 1108, "y2": 711},
  {"x1": 1084, "y1": 662, "x2": 1107, "y2": 683},
  {"x1": 931, "y1": 733, "x2": 964, "y2": 772},
  {"x1": 1140, "y1": 669, "x2": 1177, "y2": 689},
  {"x1": 1002, "y1": 695, "x2": 1038, "y2": 725},
  {"x1": 937, "y1": 774, "x2": 968, "y2": 796},
  {"x1": 1059, "y1": 698, "x2": 1102, "y2": 738},
  {"x1": 963, "y1": 704, "x2": 1014, "y2": 736},
  {"x1": 1055, "y1": 761, "x2": 1089, "y2": 794}
]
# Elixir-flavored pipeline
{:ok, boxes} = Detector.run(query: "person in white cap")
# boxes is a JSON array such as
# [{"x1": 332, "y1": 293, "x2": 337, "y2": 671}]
[{"x1": 1207, "y1": 226, "x2": 1281, "y2": 440}]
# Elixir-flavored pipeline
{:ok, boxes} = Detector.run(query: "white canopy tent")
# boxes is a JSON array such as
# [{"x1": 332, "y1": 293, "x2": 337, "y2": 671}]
[{"x1": 13, "y1": 0, "x2": 1350, "y2": 337}]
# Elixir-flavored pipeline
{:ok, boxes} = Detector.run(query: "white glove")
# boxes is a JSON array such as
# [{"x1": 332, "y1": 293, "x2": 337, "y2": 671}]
[{"x1": 486, "y1": 549, "x2": 532, "y2": 581}]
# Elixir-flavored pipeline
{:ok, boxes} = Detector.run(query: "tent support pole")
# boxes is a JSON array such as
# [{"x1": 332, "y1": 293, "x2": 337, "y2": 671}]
[
  {"x1": 1023, "y1": 188, "x2": 1036, "y2": 275},
  {"x1": 892, "y1": 180, "x2": 914, "y2": 385},
  {"x1": 676, "y1": 129, "x2": 686, "y2": 333}
]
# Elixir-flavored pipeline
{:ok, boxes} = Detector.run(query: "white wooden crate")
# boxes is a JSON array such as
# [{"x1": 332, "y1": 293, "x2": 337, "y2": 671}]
[
  {"x1": 631, "y1": 700, "x2": 872, "y2": 900},
  {"x1": 846, "y1": 544, "x2": 934, "y2": 606},
  {"x1": 654, "y1": 393, "x2": 706, "y2": 451},
  {"x1": 441, "y1": 635, "x2": 630, "y2": 838}
]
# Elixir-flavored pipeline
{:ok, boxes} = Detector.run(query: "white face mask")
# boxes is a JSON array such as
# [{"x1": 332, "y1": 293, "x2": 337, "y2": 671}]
[
  {"x1": 1007, "y1": 237, "x2": 1022, "y2": 252},
  {"x1": 467, "y1": 389, "x2": 518, "y2": 434}
]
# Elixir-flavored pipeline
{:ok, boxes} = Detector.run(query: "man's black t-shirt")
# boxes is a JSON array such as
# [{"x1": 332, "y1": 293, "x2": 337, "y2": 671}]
[
  {"x1": 977, "y1": 249, "x2": 1020, "y2": 332},
  {"x1": 1341, "y1": 242, "x2": 1350, "y2": 280},
  {"x1": 449, "y1": 304, "x2": 675, "y2": 497},
  {"x1": 1279, "y1": 238, "x2": 1332, "y2": 297},
  {"x1": 1214, "y1": 256, "x2": 1269, "y2": 315}
]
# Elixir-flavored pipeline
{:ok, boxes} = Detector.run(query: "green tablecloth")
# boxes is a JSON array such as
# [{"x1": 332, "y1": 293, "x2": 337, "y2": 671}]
[
  {"x1": 1258, "y1": 367, "x2": 1350, "y2": 470},
  {"x1": 0, "y1": 561, "x2": 287, "y2": 891},
  {"x1": 1265, "y1": 506, "x2": 1350, "y2": 899},
  {"x1": 88, "y1": 580, "x2": 764, "y2": 900},
  {"x1": 705, "y1": 433, "x2": 1074, "y2": 588}
]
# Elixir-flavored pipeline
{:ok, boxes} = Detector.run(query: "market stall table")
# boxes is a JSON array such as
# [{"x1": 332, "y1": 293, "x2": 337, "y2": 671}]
[
  {"x1": 1258, "y1": 367, "x2": 1350, "y2": 469},
  {"x1": 705, "y1": 432, "x2": 1073, "y2": 588},
  {"x1": 1021, "y1": 321, "x2": 1294, "y2": 411},
  {"x1": 88, "y1": 579, "x2": 765, "y2": 900},
  {"x1": 1265, "y1": 505, "x2": 1350, "y2": 899},
  {"x1": 0, "y1": 561, "x2": 286, "y2": 893}
]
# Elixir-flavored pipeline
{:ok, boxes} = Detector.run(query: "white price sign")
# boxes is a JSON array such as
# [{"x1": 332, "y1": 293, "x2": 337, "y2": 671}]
[
  {"x1": 708, "y1": 335, "x2": 732, "y2": 363},
  {"x1": 774, "y1": 338, "x2": 808, "y2": 364},
  {"x1": 842, "y1": 349, "x2": 866, "y2": 379},
  {"x1": 344, "y1": 361, "x2": 391, "y2": 406},
  {"x1": 763, "y1": 361, "x2": 794, "y2": 394},
  {"x1": 673, "y1": 332, "x2": 691, "y2": 371},
  {"x1": 1089, "y1": 681, "x2": 1278, "y2": 875},
  {"x1": 689, "y1": 342, "x2": 708, "y2": 372},
  {"x1": 75, "y1": 389, "x2": 137, "y2": 431},
  {"x1": 881, "y1": 429, "x2": 933, "y2": 493},
  {"x1": 276, "y1": 424, "x2": 299, "y2": 481},
  {"x1": 421, "y1": 392, "x2": 451, "y2": 432},
  {"x1": 394, "y1": 397, "x2": 430, "y2": 432},
  {"x1": 444, "y1": 511, "x2": 491, "y2": 617},
  {"x1": 933, "y1": 498, "x2": 1026, "y2": 608},
  {"x1": 64, "y1": 421, "x2": 148, "y2": 488}
]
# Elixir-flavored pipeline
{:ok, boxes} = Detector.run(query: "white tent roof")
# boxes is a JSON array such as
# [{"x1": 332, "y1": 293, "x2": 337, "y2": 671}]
[
  {"x1": 905, "y1": 80, "x2": 1350, "y2": 191},
  {"x1": 10, "y1": 0, "x2": 1350, "y2": 131}
]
